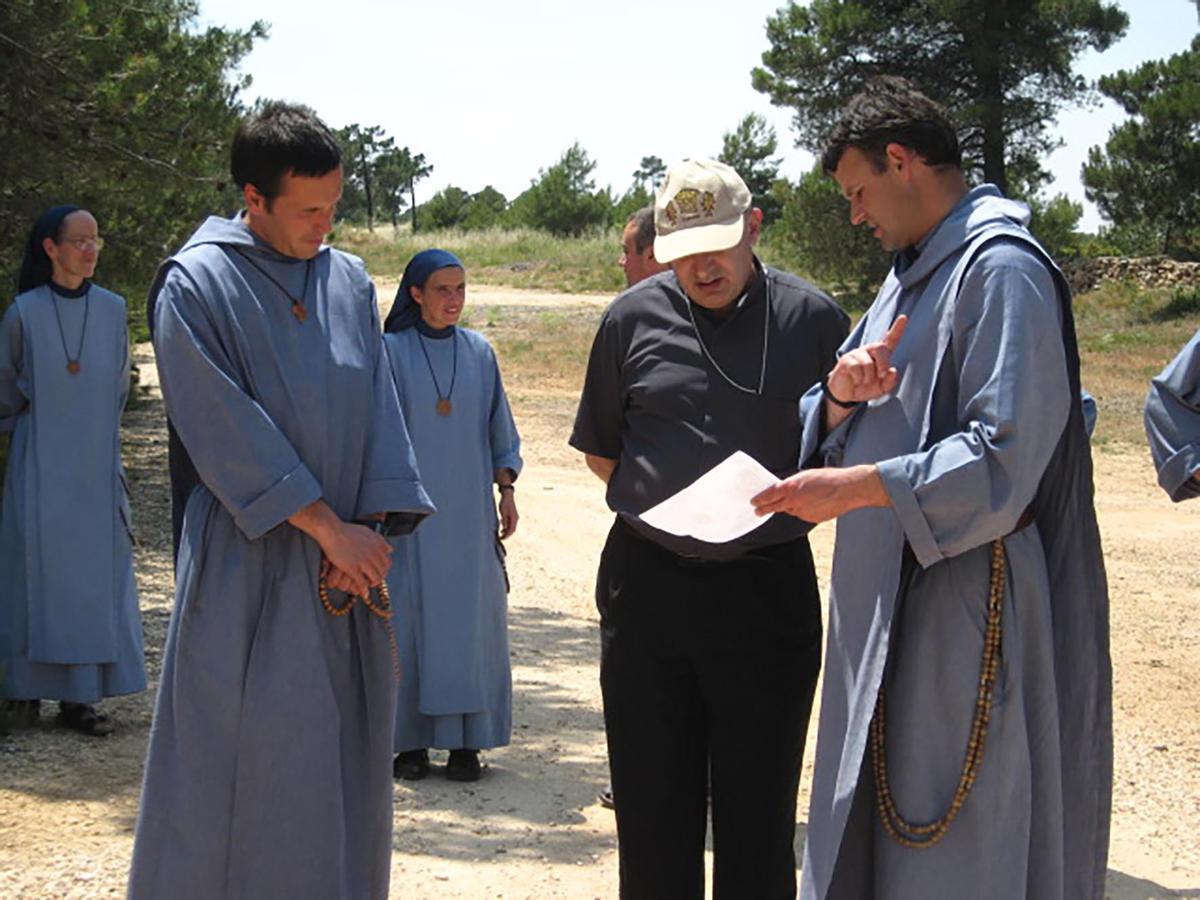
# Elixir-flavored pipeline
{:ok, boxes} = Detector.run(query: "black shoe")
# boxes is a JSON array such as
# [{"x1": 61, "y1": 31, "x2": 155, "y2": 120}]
[
  {"x1": 445, "y1": 749, "x2": 482, "y2": 782},
  {"x1": 394, "y1": 749, "x2": 430, "y2": 781},
  {"x1": 56, "y1": 702, "x2": 113, "y2": 737},
  {"x1": 598, "y1": 784, "x2": 615, "y2": 810}
]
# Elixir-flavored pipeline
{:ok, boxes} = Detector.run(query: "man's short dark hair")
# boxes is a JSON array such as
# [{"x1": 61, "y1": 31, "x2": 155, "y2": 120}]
[
  {"x1": 821, "y1": 76, "x2": 961, "y2": 175},
  {"x1": 626, "y1": 206, "x2": 656, "y2": 255},
  {"x1": 231, "y1": 101, "x2": 342, "y2": 201}
]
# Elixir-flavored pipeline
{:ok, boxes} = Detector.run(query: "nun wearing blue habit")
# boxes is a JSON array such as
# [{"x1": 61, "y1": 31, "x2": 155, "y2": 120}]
[
  {"x1": 0, "y1": 205, "x2": 144, "y2": 735},
  {"x1": 1144, "y1": 328, "x2": 1200, "y2": 501},
  {"x1": 383, "y1": 249, "x2": 522, "y2": 781},
  {"x1": 127, "y1": 212, "x2": 434, "y2": 900}
]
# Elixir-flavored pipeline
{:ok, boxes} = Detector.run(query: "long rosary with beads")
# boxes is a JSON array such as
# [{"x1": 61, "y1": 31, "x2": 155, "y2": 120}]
[
  {"x1": 318, "y1": 576, "x2": 401, "y2": 680},
  {"x1": 685, "y1": 286, "x2": 770, "y2": 395},
  {"x1": 232, "y1": 248, "x2": 313, "y2": 323},
  {"x1": 869, "y1": 538, "x2": 1006, "y2": 848},
  {"x1": 50, "y1": 286, "x2": 90, "y2": 375},
  {"x1": 416, "y1": 330, "x2": 458, "y2": 416}
]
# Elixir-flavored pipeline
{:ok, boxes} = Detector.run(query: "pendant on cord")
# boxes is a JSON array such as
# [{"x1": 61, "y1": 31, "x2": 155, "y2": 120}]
[
  {"x1": 67, "y1": 360, "x2": 80, "y2": 375},
  {"x1": 292, "y1": 302, "x2": 308, "y2": 323},
  {"x1": 436, "y1": 397, "x2": 452, "y2": 416}
]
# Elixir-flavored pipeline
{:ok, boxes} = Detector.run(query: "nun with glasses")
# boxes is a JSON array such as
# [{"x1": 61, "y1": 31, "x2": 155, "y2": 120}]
[
  {"x1": 383, "y1": 249, "x2": 522, "y2": 782},
  {"x1": 0, "y1": 205, "x2": 145, "y2": 736}
]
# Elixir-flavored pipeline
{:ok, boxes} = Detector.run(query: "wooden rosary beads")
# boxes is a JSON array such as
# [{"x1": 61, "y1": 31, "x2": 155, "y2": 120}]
[
  {"x1": 870, "y1": 538, "x2": 1006, "y2": 848},
  {"x1": 318, "y1": 576, "x2": 401, "y2": 681}
]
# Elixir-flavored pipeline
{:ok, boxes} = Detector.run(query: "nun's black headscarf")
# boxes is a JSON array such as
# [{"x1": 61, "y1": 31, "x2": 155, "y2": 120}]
[
  {"x1": 18, "y1": 205, "x2": 83, "y2": 295},
  {"x1": 383, "y1": 248, "x2": 464, "y2": 333}
]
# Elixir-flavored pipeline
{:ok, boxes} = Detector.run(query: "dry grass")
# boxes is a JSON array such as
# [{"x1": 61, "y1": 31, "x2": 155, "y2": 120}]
[
  {"x1": 334, "y1": 225, "x2": 627, "y2": 294},
  {"x1": 1075, "y1": 282, "x2": 1200, "y2": 448}
]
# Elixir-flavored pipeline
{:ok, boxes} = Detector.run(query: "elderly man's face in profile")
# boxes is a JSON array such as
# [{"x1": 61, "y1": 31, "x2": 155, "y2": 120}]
[
  {"x1": 669, "y1": 209, "x2": 762, "y2": 311},
  {"x1": 619, "y1": 222, "x2": 665, "y2": 288}
]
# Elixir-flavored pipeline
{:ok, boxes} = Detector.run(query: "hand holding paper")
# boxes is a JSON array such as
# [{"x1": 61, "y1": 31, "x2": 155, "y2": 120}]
[{"x1": 638, "y1": 451, "x2": 779, "y2": 544}]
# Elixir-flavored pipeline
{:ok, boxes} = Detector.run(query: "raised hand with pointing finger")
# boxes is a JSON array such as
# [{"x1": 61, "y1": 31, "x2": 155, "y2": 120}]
[{"x1": 827, "y1": 310, "x2": 906, "y2": 401}]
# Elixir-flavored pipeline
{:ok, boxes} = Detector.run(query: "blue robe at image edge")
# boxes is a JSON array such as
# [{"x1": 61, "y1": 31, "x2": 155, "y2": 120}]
[
  {"x1": 126, "y1": 213, "x2": 434, "y2": 900},
  {"x1": 1144, "y1": 327, "x2": 1200, "y2": 501},
  {"x1": 798, "y1": 186, "x2": 1111, "y2": 900},
  {"x1": 0, "y1": 284, "x2": 144, "y2": 702},
  {"x1": 384, "y1": 326, "x2": 522, "y2": 752}
]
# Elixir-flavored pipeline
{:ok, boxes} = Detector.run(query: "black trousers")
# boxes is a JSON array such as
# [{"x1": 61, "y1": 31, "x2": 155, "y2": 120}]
[{"x1": 597, "y1": 518, "x2": 823, "y2": 899}]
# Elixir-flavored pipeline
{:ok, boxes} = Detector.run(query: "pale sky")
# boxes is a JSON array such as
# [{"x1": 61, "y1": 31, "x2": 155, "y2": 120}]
[{"x1": 197, "y1": 0, "x2": 1196, "y2": 232}]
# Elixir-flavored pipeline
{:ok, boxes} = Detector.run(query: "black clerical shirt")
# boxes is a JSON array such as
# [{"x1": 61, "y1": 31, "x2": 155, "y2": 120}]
[{"x1": 570, "y1": 263, "x2": 848, "y2": 560}]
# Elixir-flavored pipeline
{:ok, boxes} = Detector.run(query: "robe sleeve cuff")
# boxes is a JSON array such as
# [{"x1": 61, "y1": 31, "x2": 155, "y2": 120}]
[
  {"x1": 356, "y1": 477, "x2": 436, "y2": 525},
  {"x1": 876, "y1": 457, "x2": 944, "y2": 568},
  {"x1": 1158, "y1": 445, "x2": 1200, "y2": 503},
  {"x1": 492, "y1": 451, "x2": 523, "y2": 476},
  {"x1": 236, "y1": 463, "x2": 323, "y2": 540}
]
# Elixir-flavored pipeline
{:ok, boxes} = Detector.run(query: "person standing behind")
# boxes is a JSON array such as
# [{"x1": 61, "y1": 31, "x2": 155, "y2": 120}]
[
  {"x1": 1145, "y1": 329, "x2": 1200, "y2": 501},
  {"x1": 572, "y1": 159, "x2": 849, "y2": 898},
  {"x1": 619, "y1": 205, "x2": 669, "y2": 288},
  {"x1": 594, "y1": 203, "x2": 670, "y2": 812},
  {"x1": 383, "y1": 249, "x2": 522, "y2": 783},
  {"x1": 128, "y1": 102, "x2": 434, "y2": 900},
  {"x1": 752, "y1": 77, "x2": 1110, "y2": 900},
  {"x1": 0, "y1": 205, "x2": 145, "y2": 736}
]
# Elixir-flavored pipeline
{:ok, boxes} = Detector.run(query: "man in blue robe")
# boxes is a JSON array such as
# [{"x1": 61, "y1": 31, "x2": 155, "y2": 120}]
[
  {"x1": 1145, "y1": 329, "x2": 1200, "y2": 501},
  {"x1": 754, "y1": 77, "x2": 1111, "y2": 899},
  {"x1": 127, "y1": 102, "x2": 434, "y2": 900},
  {"x1": 382, "y1": 249, "x2": 522, "y2": 782}
]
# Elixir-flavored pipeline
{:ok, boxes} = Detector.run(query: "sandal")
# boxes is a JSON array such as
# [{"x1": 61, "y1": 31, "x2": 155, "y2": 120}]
[{"x1": 57, "y1": 702, "x2": 114, "y2": 737}]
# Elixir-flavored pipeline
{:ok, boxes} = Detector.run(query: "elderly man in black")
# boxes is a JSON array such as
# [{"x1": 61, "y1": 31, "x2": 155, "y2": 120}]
[{"x1": 571, "y1": 159, "x2": 849, "y2": 899}]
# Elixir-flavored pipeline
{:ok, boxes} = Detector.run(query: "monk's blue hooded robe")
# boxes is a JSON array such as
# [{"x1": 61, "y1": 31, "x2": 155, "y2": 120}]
[
  {"x1": 798, "y1": 186, "x2": 1111, "y2": 900},
  {"x1": 127, "y1": 213, "x2": 434, "y2": 900},
  {"x1": 1144, "y1": 328, "x2": 1200, "y2": 502}
]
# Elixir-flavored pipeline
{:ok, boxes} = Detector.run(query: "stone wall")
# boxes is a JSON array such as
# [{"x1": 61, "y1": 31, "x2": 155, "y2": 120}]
[{"x1": 1059, "y1": 256, "x2": 1200, "y2": 296}]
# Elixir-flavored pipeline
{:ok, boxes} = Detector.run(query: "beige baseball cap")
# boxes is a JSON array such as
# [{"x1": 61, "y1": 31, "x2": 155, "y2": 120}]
[{"x1": 653, "y1": 159, "x2": 752, "y2": 264}]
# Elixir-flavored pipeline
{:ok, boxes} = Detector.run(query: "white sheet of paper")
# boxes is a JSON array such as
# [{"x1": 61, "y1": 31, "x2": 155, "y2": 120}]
[{"x1": 638, "y1": 450, "x2": 779, "y2": 544}]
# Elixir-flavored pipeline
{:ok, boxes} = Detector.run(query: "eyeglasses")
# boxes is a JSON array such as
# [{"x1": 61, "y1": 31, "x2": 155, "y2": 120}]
[{"x1": 60, "y1": 237, "x2": 105, "y2": 251}]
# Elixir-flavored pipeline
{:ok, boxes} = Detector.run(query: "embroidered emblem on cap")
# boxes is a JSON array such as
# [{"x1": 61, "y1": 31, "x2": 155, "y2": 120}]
[{"x1": 667, "y1": 188, "x2": 718, "y2": 226}]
